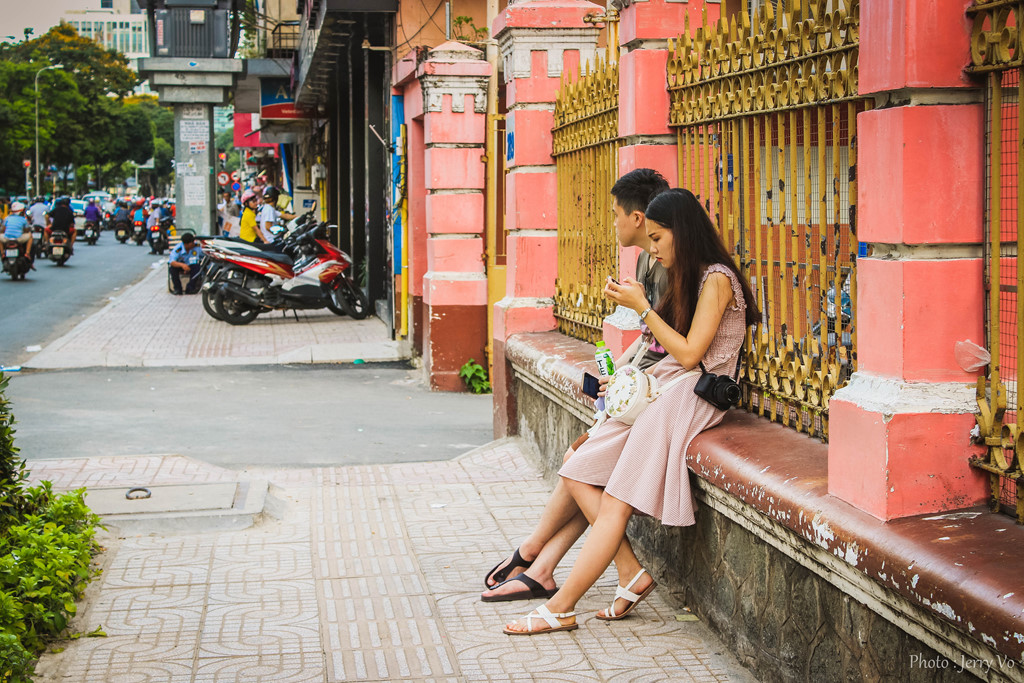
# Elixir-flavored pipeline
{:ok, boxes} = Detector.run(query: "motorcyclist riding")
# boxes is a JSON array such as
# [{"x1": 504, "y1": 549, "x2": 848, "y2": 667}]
[
  {"x1": 27, "y1": 196, "x2": 48, "y2": 230},
  {"x1": 112, "y1": 199, "x2": 130, "y2": 225},
  {"x1": 146, "y1": 199, "x2": 164, "y2": 253},
  {"x1": 47, "y1": 196, "x2": 75, "y2": 248},
  {"x1": 0, "y1": 201, "x2": 33, "y2": 261},
  {"x1": 84, "y1": 198, "x2": 102, "y2": 225}
]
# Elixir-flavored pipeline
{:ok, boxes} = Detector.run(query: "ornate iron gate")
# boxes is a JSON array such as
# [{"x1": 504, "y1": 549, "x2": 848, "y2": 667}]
[
  {"x1": 967, "y1": 0, "x2": 1024, "y2": 523},
  {"x1": 667, "y1": 1, "x2": 867, "y2": 440},
  {"x1": 552, "y1": 30, "x2": 622, "y2": 344}
]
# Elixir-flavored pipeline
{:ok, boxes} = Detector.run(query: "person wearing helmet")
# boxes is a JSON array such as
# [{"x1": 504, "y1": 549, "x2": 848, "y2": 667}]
[
  {"x1": 146, "y1": 199, "x2": 164, "y2": 253},
  {"x1": 27, "y1": 197, "x2": 49, "y2": 230},
  {"x1": 238, "y1": 190, "x2": 262, "y2": 243},
  {"x1": 256, "y1": 186, "x2": 294, "y2": 243},
  {"x1": 83, "y1": 198, "x2": 103, "y2": 225},
  {"x1": 48, "y1": 196, "x2": 76, "y2": 247},
  {"x1": 0, "y1": 201, "x2": 33, "y2": 261}
]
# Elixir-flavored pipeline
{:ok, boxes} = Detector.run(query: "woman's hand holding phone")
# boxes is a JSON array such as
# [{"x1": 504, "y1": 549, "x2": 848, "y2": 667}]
[{"x1": 603, "y1": 276, "x2": 648, "y2": 313}]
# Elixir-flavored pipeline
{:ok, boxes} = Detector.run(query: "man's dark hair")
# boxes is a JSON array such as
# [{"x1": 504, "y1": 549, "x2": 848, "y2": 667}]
[
  {"x1": 181, "y1": 232, "x2": 196, "y2": 244},
  {"x1": 610, "y1": 168, "x2": 670, "y2": 215}
]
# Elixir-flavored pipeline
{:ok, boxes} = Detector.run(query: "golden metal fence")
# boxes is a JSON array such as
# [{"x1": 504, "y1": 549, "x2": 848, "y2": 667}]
[
  {"x1": 667, "y1": 1, "x2": 866, "y2": 440},
  {"x1": 967, "y1": 0, "x2": 1024, "y2": 524},
  {"x1": 552, "y1": 20, "x2": 622, "y2": 344}
]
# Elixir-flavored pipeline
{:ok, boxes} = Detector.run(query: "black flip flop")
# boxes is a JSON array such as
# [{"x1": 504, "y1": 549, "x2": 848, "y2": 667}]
[
  {"x1": 481, "y1": 573, "x2": 558, "y2": 603},
  {"x1": 484, "y1": 547, "x2": 534, "y2": 589}
]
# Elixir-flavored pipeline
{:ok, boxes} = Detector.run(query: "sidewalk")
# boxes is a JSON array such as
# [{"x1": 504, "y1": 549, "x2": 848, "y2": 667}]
[
  {"x1": 25, "y1": 265, "x2": 406, "y2": 369},
  {"x1": 31, "y1": 440, "x2": 755, "y2": 683}
]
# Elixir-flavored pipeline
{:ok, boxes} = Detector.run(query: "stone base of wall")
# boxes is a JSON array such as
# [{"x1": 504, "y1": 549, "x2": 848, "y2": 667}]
[{"x1": 513, "y1": 373, "x2": 1010, "y2": 683}]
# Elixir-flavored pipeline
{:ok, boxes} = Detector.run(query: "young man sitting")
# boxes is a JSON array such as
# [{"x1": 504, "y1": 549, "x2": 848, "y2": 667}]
[{"x1": 481, "y1": 167, "x2": 671, "y2": 603}]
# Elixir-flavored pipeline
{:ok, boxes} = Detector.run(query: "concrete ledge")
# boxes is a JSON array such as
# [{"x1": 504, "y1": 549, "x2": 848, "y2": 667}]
[
  {"x1": 689, "y1": 413, "x2": 1024, "y2": 679},
  {"x1": 507, "y1": 330, "x2": 1024, "y2": 681}
]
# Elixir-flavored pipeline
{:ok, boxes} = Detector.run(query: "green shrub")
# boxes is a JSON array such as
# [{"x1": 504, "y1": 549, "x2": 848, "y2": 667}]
[
  {"x1": 0, "y1": 631, "x2": 34, "y2": 683},
  {"x1": 0, "y1": 374, "x2": 103, "y2": 680},
  {"x1": 0, "y1": 375, "x2": 32, "y2": 532},
  {"x1": 458, "y1": 359, "x2": 492, "y2": 394}
]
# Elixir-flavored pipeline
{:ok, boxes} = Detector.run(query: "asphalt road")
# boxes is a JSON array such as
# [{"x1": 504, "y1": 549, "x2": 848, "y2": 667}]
[
  {"x1": 5, "y1": 364, "x2": 495, "y2": 468},
  {"x1": 0, "y1": 234, "x2": 161, "y2": 367}
]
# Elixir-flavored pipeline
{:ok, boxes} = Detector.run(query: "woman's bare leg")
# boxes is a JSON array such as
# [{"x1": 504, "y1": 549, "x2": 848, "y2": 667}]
[{"x1": 505, "y1": 489, "x2": 639, "y2": 632}]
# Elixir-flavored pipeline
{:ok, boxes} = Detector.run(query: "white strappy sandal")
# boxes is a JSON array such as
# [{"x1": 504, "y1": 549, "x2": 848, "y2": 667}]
[
  {"x1": 503, "y1": 603, "x2": 578, "y2": 636},
  {"x1": 596, "y1": 568, "x2": 657, "y2": 621}
]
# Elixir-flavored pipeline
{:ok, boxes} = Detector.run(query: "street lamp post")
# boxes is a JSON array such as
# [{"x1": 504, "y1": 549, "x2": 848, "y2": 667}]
[{"x1": 35, "y1": 64, "x2": 61, "y2": 196}]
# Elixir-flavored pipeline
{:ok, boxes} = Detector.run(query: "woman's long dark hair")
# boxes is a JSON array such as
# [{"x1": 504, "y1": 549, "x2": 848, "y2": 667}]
[{"x1": 644, "y1": 188, "x2": 760, "y2": 334}]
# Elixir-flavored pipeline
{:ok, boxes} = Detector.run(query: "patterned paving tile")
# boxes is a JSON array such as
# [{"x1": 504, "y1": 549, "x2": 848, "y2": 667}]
[
  {"x1": 37, "y1": 442, "x2": 756, "y2": 683},
  {"x1": 55, "y1": 633, "x2": 200, "y2": 674},
  {"x1": 208, "y1": 541, "x2": 313, "y2": 583},
  {"x1": 198, "y1": 600, "x2": 322, "y2": 657},
  {"x1": 192, "y1": 652, "x2": 326, "y2": 682},
  {"x1": 312, "y1": 535, "x2": 416, "y2": 578},
  {"x1": 102, "y1": 544, "x2": 214, "y2": 588}
]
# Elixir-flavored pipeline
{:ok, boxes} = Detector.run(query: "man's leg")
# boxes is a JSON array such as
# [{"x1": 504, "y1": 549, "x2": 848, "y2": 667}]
[
  {"x1": 483, "y1": 439, "x2": 591, "y2": 592},
  {"x1": 168, "y1": 265, "x2": 183, "y2": 294},
  {"x1": 184, "y1": 264, "x2": 203, "y2": 294}
]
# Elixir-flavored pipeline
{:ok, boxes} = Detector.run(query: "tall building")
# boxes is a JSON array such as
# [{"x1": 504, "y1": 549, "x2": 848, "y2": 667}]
[
  {"x1": 62, "y1": 0, "x2": 149, "y2": 62},
  {"x1": 61, "y1": 0, "x2": 149, "y2": 91}
]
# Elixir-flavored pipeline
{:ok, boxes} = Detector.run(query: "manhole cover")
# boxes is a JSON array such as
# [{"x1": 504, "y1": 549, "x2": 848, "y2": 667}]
[{"x1": 86, "y1": 483, "x2": 238, "y2": 515}]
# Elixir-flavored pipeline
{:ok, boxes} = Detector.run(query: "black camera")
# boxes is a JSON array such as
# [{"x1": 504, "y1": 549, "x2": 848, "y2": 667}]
[{"x1": 693, "y1": 371, "x2": 741, "y2": 411}]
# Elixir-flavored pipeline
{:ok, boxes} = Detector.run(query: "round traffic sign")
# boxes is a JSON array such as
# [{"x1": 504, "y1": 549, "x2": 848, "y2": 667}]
[
  {"x1": 231, "y1": 170, "x2": 240, "y2": 181},
  {"x1": 231, "y1": 182, "x2": 241, "y2": 192},
  {"x1": 217, "y1": 172, "x2": 230, "y2": 186}
]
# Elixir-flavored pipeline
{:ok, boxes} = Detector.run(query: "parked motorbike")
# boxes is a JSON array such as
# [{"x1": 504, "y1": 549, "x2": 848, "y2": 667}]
[
  {"x1": 83, "y1": 221, "x2": 100, "y2": 245},
  {"x1": 197, "y1": 209, "x2": 319, "y2": 320},
  {"x1": 44, "y1": 230, "x2": 72, "y2": 266},
  {"x1": 1, "y1": 241, "x2": 31, "y2": 280},
  {"x1": 209, "y1": 221, "x2": 369, "y2": 325},
  {"x1": 114, "y1": 221, "x2": 130, "y2": 243}
]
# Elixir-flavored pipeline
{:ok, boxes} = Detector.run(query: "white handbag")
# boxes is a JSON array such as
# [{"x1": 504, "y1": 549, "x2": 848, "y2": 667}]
[{"x1": 599, "y1": 339, "x2": 699, "y2": 426}]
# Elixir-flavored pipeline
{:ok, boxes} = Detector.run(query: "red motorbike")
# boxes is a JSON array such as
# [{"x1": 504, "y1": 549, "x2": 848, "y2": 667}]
[{"x1": 210, "y1": 222, "x2": 370, "y2": 325}]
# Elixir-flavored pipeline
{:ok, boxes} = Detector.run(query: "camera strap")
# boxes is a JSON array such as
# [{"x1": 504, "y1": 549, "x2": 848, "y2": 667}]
[{"x1": 698, "y1": 352, "x2": 742, "y2": 380}]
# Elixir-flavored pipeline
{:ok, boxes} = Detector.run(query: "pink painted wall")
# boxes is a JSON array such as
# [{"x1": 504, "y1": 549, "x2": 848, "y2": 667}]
[
  {"x1": 829, "y1": 402, "x2": 987, "y2": 520},
  {"x1": 860, "y1": 0, "x2": 974, "y2": 94},
  {"x1": 829, "y1": 0, "x2": 988, "y2": 520},
  {"x1": 859, "y1": 105, "x2": 984, "y2": 245},
  {"x1": 619, "y1": 0, "x2": 720, "y2": 45},
  {"x1": 857, "y1": 258, "x2": 985, "y2": 383}
]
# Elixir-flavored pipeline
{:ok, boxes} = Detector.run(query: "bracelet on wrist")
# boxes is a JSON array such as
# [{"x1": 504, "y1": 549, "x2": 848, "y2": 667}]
[{"x1": 639, "y1": 306, "x2": 652, "y2": 321}]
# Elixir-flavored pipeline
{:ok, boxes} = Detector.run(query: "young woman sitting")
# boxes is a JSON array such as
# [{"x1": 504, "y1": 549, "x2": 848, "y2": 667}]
[{"x1": 503, "y1": 188, "x2": 760, "y2": 635}]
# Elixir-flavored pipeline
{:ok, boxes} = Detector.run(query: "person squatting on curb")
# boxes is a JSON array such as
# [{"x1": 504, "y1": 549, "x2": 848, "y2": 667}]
[
  {"x1": 492, "y1": 186, "x2": 760, "y2": 635},
  {"x1": 168, "y1": 232, "x2": 204, "y2": 295}
]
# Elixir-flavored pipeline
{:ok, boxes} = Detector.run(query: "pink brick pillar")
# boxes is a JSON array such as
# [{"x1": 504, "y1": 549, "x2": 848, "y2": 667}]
[
  {"x1": 827, "y1": 0, "x2": 988, "y2": 519},
  {"x1": 491, "y1": 0, "x2": 604, "y2": 436},
  {"x1": 417, "y1": 42, "x2": 491, "y2": 391},
  {"x1": 602, "y1": 0, "x2": 723, "y2": 358}
]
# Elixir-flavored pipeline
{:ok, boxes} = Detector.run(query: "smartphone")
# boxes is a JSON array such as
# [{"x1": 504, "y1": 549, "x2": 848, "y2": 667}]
[{"x1": 582, "y1": 372, "x2": 601, "y2": 399}]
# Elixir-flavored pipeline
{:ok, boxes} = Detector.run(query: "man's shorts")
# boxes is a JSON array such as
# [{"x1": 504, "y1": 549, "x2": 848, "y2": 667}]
[{"x1": 0, "y1": 233, "x2": 31, "y2": 245}]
